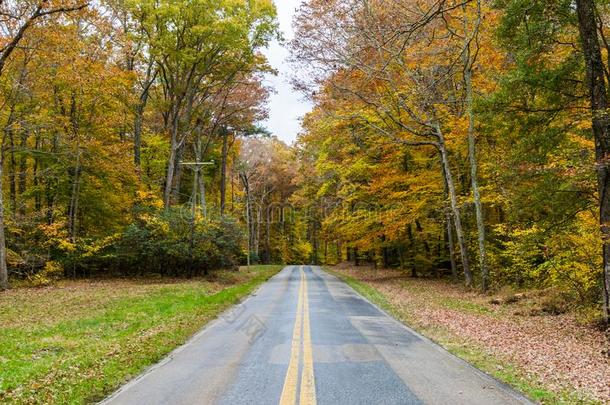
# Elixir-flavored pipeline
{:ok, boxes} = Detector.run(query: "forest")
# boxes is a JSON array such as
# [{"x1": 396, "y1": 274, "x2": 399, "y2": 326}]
[
  {"x1": 0, "y1": 0, "x2": 288, "y2": 284},
  {"x1": 288, "y1": 0, "x2": 610, "y2": 325},
  {"x1": 1, "y1": 0, "x2": 610, "y2": 327}
]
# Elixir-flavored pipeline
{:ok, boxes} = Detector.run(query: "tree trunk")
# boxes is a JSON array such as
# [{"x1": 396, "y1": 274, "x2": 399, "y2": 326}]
[
  {"x1": 8, "y1": 126, "x2": 16, "y2": 216},
  {"x1": 33, "y1": 131, "x2": 41, "y2": 212},
  {"x1": 337, "y1": 240, "x2": 341, "y2": 262},
  {"x1": 68, "y1": 148, "x2": 81, "y2": 242},
  {"x1": 254, "y1": 202, "x2": 261, "y2": 260},
  {"x1": 164, "y1": 111, "x2": 180, "y2": 208},
  {"x1": 198, "y1": 169, "x2": 207, "y2": 217},
  {"x1": 231, "y1": 162, "x2": 235, "y2": 212},
  {"x1": 436, "y1": 125, "x2": 473, "y2": 286},
  {"x1": 17, "y1": 130, "x2": 27, "y2": 217},
  {"x1": 575, "y1": 0, "x2": 610, "y2": 323},
  {"x1": 171, "y1": 143, "x2": 185, "y2": 204},
  {"x1": 134, "y1": 63, "x2": 156, "y2": 167},
  {"x1": 45, "y1": 133, "x2": 58, "y2": 224},
  {"x1": 220, "y1": 128, "x2": 229, "y2": 216},
  {"x1": 446, "y1": 210, "x2": 458, "y2": 281},
  {"x1": 265, "y1": 204, "x2": 271, "y2": 264},
  {"x1": 311, "y1": 221, "x2": 319, "y2": 265},
  {"x1": 407, "y1": 223, "x2": 415, "y2": 276},
  {"x1": 242, "y1": 175, "x2": 251, "y2": 267},
  {"x1": 0, "y1": 151, "x2": 8, "y2": 290},
  {"x1": 133, "y1": 101, "x2": 145, "y2": 167},
  {"x1": 463, "y1": 0, "x2": 489, "y2": 292}
]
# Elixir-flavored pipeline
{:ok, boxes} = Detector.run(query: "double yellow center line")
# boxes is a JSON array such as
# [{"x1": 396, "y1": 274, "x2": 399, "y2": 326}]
[{"x1": 279, "y1": 266, "x2": 316, "y2": 405}]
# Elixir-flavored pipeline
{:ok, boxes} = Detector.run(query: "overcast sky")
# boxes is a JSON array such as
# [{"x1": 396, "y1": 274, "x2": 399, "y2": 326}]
[{"x1": 261, "y1": 0, "x2": 312, "y2": 145}]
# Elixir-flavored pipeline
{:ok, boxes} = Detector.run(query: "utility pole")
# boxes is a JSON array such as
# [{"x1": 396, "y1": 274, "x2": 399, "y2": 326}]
[{"x1": 180, "y1": 160, "x2": 214, "y2": 276}]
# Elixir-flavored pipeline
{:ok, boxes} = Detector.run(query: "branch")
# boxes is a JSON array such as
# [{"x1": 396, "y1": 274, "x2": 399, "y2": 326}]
[{"x1": 0, "y1": 1, "x2": 89, "y2": 76}]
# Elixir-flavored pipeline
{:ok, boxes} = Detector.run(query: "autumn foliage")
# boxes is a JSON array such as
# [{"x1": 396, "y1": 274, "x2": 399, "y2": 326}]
[{"x1": 289, "y1": 0, "x2": 610, "y2": 322}]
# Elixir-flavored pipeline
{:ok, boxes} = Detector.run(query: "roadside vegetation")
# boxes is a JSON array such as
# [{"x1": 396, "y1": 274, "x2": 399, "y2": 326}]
[
  {"x1": 328, "y1": 264, "x2": 609, "y2": 404},
  {"x1": 0, "y1": 265, "x2": 283, "y2": 404}
]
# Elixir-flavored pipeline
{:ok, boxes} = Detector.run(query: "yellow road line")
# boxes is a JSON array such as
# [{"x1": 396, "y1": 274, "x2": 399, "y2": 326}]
[
  {"x1": 279, "y1": 269, "x2": 304, "y2": 405},
  {"x1": 299, "y1": 267, "x2": 316, "y2": 405}
]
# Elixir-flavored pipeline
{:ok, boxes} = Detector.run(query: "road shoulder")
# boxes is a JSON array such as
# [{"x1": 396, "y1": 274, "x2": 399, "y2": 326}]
[{"x1": 324, "y1": 265, "x2": 606, "y2": 405}]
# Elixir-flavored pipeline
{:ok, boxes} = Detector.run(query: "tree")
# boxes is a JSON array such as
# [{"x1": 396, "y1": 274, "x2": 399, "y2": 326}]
[
  {"x1": 574, "y1": 0, "x2": 610, "y2": 322},
  {"x1": 291, "y1": 0, "x2": 478, "y2": 284},
  {"x1": 129, "y1": 0, "x2": 276, "y2": 208},
  {"x1": 0, "y1": 0, "x2": 88, "y2": 290},
  {"x1": 494, "y1": 0, "x2": 610, "y2": 323}
]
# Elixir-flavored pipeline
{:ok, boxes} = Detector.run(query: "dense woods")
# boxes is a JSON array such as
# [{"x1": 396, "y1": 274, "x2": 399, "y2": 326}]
[
  {"x1": 0, "y1": 0, "x2": 283, "y2": 284},
  {"x1": 288, "y1": 0, "x2": 610, "y2": 324},
  {"x1": 2, "y1": 0, "x2": 610, "y2": 325}
]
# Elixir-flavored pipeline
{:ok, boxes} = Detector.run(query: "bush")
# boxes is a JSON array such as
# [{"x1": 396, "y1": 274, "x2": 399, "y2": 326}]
[
  {"x1": 28, "y1": 260, "x2": 64, "y2": 287},
  {"x1": 54, "y1": 208, "x2": 245, "y2": 278},
  {"x1": 107, "y1": 209, "x2": 244, "y2": 276},
  {"x1": 489, "y1": 213, "x2": 601, "y2": 307}
]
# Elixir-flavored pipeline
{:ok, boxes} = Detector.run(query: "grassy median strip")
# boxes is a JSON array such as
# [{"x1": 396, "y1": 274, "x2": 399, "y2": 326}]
[
  {"x1": 325, "y1": 266, "x2": 600, "y2": 405},
  {"x1": 0, "y1": 265, "x2": 284, "y2": 404}
]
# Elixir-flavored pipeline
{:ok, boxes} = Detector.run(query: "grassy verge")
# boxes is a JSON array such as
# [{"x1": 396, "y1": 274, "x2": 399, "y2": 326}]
[
  {"x1": 0, "y1": 265, "x2": 284, "y2": 404},
  {"x1": 325, "y1": 266, "x2": 600, "y2": 405}
]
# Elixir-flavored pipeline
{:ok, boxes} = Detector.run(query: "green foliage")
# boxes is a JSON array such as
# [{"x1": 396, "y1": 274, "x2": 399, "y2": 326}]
[{"x1": 73, "y1": 209, "x2": 246, "y2": 277}]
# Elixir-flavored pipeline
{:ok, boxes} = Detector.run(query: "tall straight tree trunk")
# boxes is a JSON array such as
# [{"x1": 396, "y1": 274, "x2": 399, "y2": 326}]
[
  {"x1": 220, "y1": 128, "x2": 229, "y2": 216},
  {"x1": 17, "y1": 130, "x2": 27, "y2": 217},
  {"x1": 164, "y1": 110, "x2": 180, "y2": 208},
  {"x1": 171, "y1": 144, "x2": 185, "y2": 204},
  {"x1": 45, "y1": 133, "x2": 58, "y2": 224},
  {"x1": 133, "y1": 101, "x2": 145, "y2": 167},
  {"x1": 241, "y1": 174, "x2": 251, "y2": 266},
  {"x1": 33, "y1": 131, "x2": 41, "y2": 212},
  {"x1": 198, "y1": 170, "x2": 207, "y2": 217},
  {"x1": 8, "y1": 126, "x2": 16, "y2": 216},
  {"x1": 255, "y1": 202, "x2": 261, "y2": 258},
  {"x1": 231, "y1": 162, "x2": 235, "y2": 212},
  {"x1": 68, "y1": 148, "x2": 81, "y2": 242},
  {"x1": 133, "y1": 63, "x2": 156, "y2": 167},
  {"x1": 445, "y1": 211, "x2": 458, "y2": 281},
  {"x1": 439, "y1": 161, "x2": 457, "y2": 279},
  {"x1": 463, "y1": 0, "x2": 488, "y2": 291},
  {"x1": 436, "y1": 125, "x2": 473, "y2": 286},
  {"x1": 0, "y1": 151, "x2": 8, "y2": 290},
  {"x1": 265, "y1": 204, "x2": 271, "y2": 264},
  {"x1": 67, "y1": 97, "x2": 81, "y2": 243},
  {"x1": 575, "y1": 0, "x2": 610, "y2": 323}
]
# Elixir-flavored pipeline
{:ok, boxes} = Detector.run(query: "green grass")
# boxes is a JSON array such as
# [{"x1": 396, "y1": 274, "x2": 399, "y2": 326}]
[
  {"x1": 324, "y1": 267, "x2": 599, "y2": 405},
  {"x1": 0, "y1": 265, "x2": 284, "y2": 404}
]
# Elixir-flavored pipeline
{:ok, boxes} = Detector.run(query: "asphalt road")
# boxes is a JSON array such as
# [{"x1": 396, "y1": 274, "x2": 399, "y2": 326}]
[{"x1": 103, "y1": 266, "x2": 533, "y2": 405}]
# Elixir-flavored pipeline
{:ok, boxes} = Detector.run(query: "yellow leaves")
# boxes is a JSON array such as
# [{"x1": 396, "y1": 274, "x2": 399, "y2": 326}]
[
  {"x1": 136, "y1": 190, "x2": 164, "y2": 209},
  {"x1": 138, "y1": 214, "x2": 171, "y2": 235},
  {"x1": 38, "y1": 223, "x2": 75, "y2": 252},
  {"x1": 28, "y1": 261, "x2": 64, "y2": 287}
]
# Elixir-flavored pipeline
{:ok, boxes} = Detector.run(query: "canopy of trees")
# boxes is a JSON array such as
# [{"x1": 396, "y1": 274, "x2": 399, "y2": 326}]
[
  {"x1": 2, "y1": 0, "x2": 610, "y2": 324},
  {"x1": 287, "y1": 0, "x2": 610, "y2": 323},
  {"x1": 0, "y1": 0, "x2": 279, "y2": 283}
]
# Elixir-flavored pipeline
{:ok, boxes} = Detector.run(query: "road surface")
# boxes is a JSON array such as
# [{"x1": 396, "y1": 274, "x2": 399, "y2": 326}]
[{"x1": 103, "y1": 266, "x2": 532, "y2": 405}]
